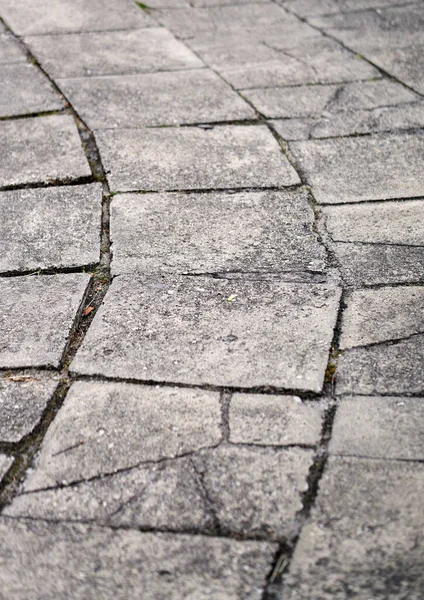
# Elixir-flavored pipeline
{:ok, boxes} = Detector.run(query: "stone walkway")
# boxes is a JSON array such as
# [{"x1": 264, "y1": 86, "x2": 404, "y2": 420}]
[{"x1": 0, "y1": 0, "x2": 423, "y2": 598}]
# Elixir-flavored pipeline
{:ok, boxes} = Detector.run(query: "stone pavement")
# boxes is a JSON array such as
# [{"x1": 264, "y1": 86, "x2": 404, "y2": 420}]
[{"x1": 0, "y1": 0, "x2": 423, "y2": 598}]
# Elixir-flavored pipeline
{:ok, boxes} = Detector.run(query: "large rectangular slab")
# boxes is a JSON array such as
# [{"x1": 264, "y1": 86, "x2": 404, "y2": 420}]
[
  {"x1": 0, "y1": 33, "x2": 26, "y2": 64},
  {"x1": 281, "y1": 0, "x2": 412, "y2": 17},
  {"x1": 71, "y1": 275, "x2": 340, "y2": 391},
  {"x1": 96, "y1": 126, "x2": 300, "y2": 192},
  {"x1": 363, "y1": 45, "x2": 424, "y2": 96}
]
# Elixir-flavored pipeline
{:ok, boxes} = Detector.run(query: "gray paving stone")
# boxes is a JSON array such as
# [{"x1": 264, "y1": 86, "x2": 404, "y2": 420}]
[
  {"x1": 25, "y1": 28, "x2": 203, "y2": 79},
  {"x1": 330, "y1": 396, "x2": 424, "y2": 460},
  {"x1": 243, "y1": 85, "x2": 337, "y2": 119},
  {"x1": 96, "y1": 125, "x2": 300, "y2": 192},
  {"x1": 323, "y1": 199, "x2": 424, "y2": 246},
  {"x1": 58, "y1": 69, "x2": 255, "y2": 129},
  {"x1": 0, "y1": 455, "x2": 13, "y2": 479},
  {"x1": 291, "y1": 133, "x2": 424, "y2": 204},
  {"x1": 0, "y1": 0, "x2": 154, "y2": 35},
  {"x1": 324, "y1": 78, "x2": 418, "y2": 111},
  {"x1": 340, "y1": 286, "x2": 424, "y2": 349},
  {"x1": 110, "y1": 189, "x2": 327, "y2": 276},
  {"x1": 0, "y1": 373, "x2": 59, "y2": 442},
  {"x1": 337, "y1": 335, "x2": 424, "y2": 396},
  {"x1": 23, "y1": 380, "x2": 222, "y2": 491},
  {"x1": 0, "y1": 518, "x2": 276, "y2": 600},
  {"x1": 0, "y1": 33, "x2": 26, "y2": 64},
  {"x1": 0, "y1": 115, "x2": 91, "y2": 188},
  {"x1": 365, "y1": 45, "x2": 424, "y2": 96},
  {"x1": 0, "y1": 184, "x2": 102, "y2": 273},
  {"x1": 229, "y1": 393, "x2": 325, "y2": 446},
  {"x1": 282, "y1": 457, "x2": 424, "y2": 599},
  {"x1": 71, "y1": 275, "x2": 340, "y2": 391},
  {"x1": 0, "y1": 274, "x2": 90, "y2": 369},
  {"x1": 281, "y1": 0, "x2": 413, "y2": 17},
  {"x1": 272, "y1": 118, "x2": 317, "y2": 141}
]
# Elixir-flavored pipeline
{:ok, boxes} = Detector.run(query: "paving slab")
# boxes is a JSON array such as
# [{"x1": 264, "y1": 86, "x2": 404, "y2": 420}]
[
  {"x1": 0, "y1": 32, "x2": 26, "y2": 64},
  {"x1": 0, "y1": 115, "x2": 91, "y2": 188},
  {"x1": 0, "y1": 184, "x2": 102, "y2": 273},
  {"x1": 272, "y1": 118, "x2": 318, "y2": 141},
  {"x1": 364, "y1": 45, "x2": 424, "y2": 96},
  {"x1": 0, "y1": 518, "x2": 276, "y2": 600},
  {"x1": 330, "y1": 396, "x2": 424, "y2": 460},
  {"x1": 71, "y1": 275, "x2": 340, "y2": 391},
  {"x1": 0, "y1": 455, "x2": 13, "y2": 479},
  {"x1": 280, "y1": 0, "x2": 414, "y2": 17},
  {"x1": 229, "y1": 394, "x2": 324, "y2": 446},
  {"x1": 58, "y1": 69, "x2": 255, "y2": 129},
  {"x1": 282, "y1": 457, "x2": 424, "y2": 599},
  {"x1": 110, "y1": 189, "x2": 327, "y2": 276},
  {"x1": 0, "y1": 373, "x2": 59, "y2": 442},
  {"x1": 291, "y1": 132, "x2": 424, "y2": 204},
  {"x1": 0, "y1": 273, "x2": 90, "y2": 369},
  {"x1": 25, "y1": 28, "x2": 203, "y2": 78},
  {"x1": 96, "y1": 125, "x2": 300, "y2": 192}
]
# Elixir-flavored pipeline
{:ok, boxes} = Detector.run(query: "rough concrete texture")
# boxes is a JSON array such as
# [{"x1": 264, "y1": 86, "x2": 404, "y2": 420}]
[
  {"x1": 0, "y1": 274, "x2": 90, "y2": 368},
  {"x1": 281, "y1": 0, "x2": 409, "y2": 17},
  {"x1": 0, "y1": 115, "x2": 91, "y2": 188},
  {"x1": 71, "y1": 275, "x2": 341, "y2": 391},
  {"x1": 110, "y1": 189, "x2": 327, "y2": 276},
  {"x1": 330, "y1": 396, "x2": 424, "y2": 460},
  {"x1": 0, "y1": 455, "x2": 13, "y2": 479},
  {"x1": 0, "y1": 184, "x2": 102, "y2": 272},
  {"x1": 282, "y1": 456, "x2": 424, "y2": 599},
  {"x1": 0, "y1": 373, "x2": 59, "y2": 442},
  {"x1": 365, "y1": 44, "x2": 424, "y2": 96},
  {"x1": 0, "y1": 32, "x2": 26, "y2": 64}
]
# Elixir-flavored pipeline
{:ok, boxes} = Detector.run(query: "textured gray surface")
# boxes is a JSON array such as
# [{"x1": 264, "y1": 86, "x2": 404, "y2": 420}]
[
  {"x1": 0, "y1": 455, "x2": 13, "y2": 480},
  {"x1": 0, "y1": 63, "x2": 62, "y2": 116}
]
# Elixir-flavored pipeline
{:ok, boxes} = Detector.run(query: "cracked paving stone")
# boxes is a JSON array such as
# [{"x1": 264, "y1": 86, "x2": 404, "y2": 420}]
[
  {"x1": 0, "y1": 184, "x2": 102, "y2": 273},
  {"x1": 24, "y1": 28, "x2": 203, "y2": 79},
  {"x1": 0, "y1": 115, "x2": 91, "y2": 188},
  {"x1": 96, "y1": 125, "x2": 300, "y2": 192},
  {"x1": 0, "y1": 0, "x2": 154, "y2": 36},
  {"x1": 337, "y1": 334, "x2": 424, "y2": 396},
  {"x1": 0, "y1": 455, "x2": 13, "y2": 479},
  {"x1": 243, "y1": 84, "x2": 337, "y2": 119},
  {"x1": 280, "y1": 0, "x2": 415, "y2": 17},
  {"x1": 71, "y1": 275, "x2": 341, "y2": 391},
  {"x1": 0, "y1": 63, "x2": 63, "y2": 117},
  {"x1": 0, "y1": 273, "x2": 90, "y2": 369},
  {"x1": 0, "y1": 518, "x2": 277, "y2": 600},
  {"x1": 0, "y1": 32, "x2": 26, "y2": 64},
  {"x1": 282, "y1": 457, "x2": 424, "y2": 600},
  {"x1": 110, "y1": 189, "x2": 327, "y2": 276},
  {"x1": 229, "y1": 394, "x2": 325, "y2": 446},
  {"x1": 0, "y1": 373, "x2": 59, "y2": 443},
  {"x1": 330, "y1": 396, "x2": 424, "y2": 460},
  {"x1": 22, "y1": 380, "x2": 222, "y2": 491},
  {"x1": 291, "y1": 132, "x2": 424, "y2": 204},
  {"x1": 58, "y1": 69, "x2": 255, "y2": 129}
]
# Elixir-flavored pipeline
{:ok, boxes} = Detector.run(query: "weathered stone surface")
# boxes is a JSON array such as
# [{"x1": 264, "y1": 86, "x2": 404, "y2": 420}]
[
  {"x1": 272, "y1": 118, "x2": 317, "y2": 141},
  {"x1": 0, "y1": 32, "x2": 26, "y2": 64},
  {"x1": 291, "y1": 133, "x2": 424, "y2": 204},
  {"x1": 0, "y1": 455, "x2": 13, "y2": 479},
  {"x1": 243, "y1": 85, "x2": 337, "y2": 119},
  {"x1": 340, "y1": 286, "x2": 424, "y2": 349},
  {"x1": 110, "y1": 189, "x2": 327, "y2": 276},
  {"x1": 71, "y1": 275, "x2": 341, "y2": 391},
  {"x1": 25, "y1": 28, "x2": 202, "y2": 78},
  {"x1": 0, "y1": 184, "x2": 102, "y2": 273},
  {"x1": 283, "y1": 457, "x2": 424, "y2": 599},
  {"x1": 323, "y1": 199, "x2": 424, "y2": 245},
  {"x1": 0, "y1": 115, "x2": 91, "y2": 188},
  {"x1": 0, "y1": 373, "x2": 59, "y2": 442},
  {"x1": 96, "y1": 126, "x2": 300, "y2": 192},
  {"x1": 229, "y1": 394, "x2": 324, "y2": 446},
  {"x1": 281, "y1": 0, "x2": 414, "y2": 17},
  {"x1": 23, "y1": 381, "x2": 222, "y2": 491},
  {"x1": 365, "y1": 45, "x2": 424, "y2": 95},
  {"x1": 330, "y1": 396, "x2": 424, "y2": 460},
  {"x1": 0, "y1": 518, "x2": 276, "y2": 600},
  {"x1": 0, "y1": 274, "x2": 90, "y2": 369},
  {"x1": 59, "y1": 69, "x2": 255, "y2": 129},
  {"x1": 0, "y1": 0, "x2": 154, "y2": 35},
  {"x1": 337, "y1": 335, "x2": 424, "y2": 396}
]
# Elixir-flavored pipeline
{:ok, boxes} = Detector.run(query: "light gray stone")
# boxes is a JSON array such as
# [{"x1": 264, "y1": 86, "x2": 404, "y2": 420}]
[
  {"x1": 96, "y1": 126, "x2": 300, "y2": 192},
  {"x1": 243, "y1": 85, "x2": 337, "y2": 119},
  {"x1": 330, "y1": 396, "x2": 424, "y2": 460},
  {"x1": 25, "y1": 28, "x2": 203, "y2": 78},
  {"x1": 0, "y1": 373, "x2": 59, "y2": 442},
  {"x1": 0, "y1": 518, "x2": 276, "y2": 600},
  {"x1": 281, "y1": 0, "x2": 414, "y2": 17},
  {"x1": 0, "y1": 115, "x2": 91, "y2": 188},
  {"x1": 272, "y1": 118, "x2": 318, "y2": 141},
  {"x1": 283, "y1": 457, "x2": 424, "y2": 600},
  {"x1": 229, "y1": 394, "x2": 324, "y2": 446},
  {"x1": 0, "y1": 33, "x2": 26, "y2": 64},
  {"x1": 323, "y1": 199, "x2": 424, "y2": 246},
  {"x1": 365, "y1": 45, "x2": 424, "y2": 96},
  {"x1": 291, "y1": 133, "x2": 424, "y2": 204},
  {"x1": 0, "y1": 455, "x2": 13, "y2": 479},
  {"x1": 0, "y1": 273, "x2": 90, "y2": 369},
  {"x1": 337, "y1": 335, "x2": 424, "y2": 396},
  {"x1": 58, "y1": 69, "x2": 255, "y2": 129},
  {"x1": 340, "y1": 286, "x2": 424, "y2": 349},
  {"x1": 324, "y1": 79, "x2": 418, "y2": 111},
  {"x1": 0, "y1": 184, "x2": 102, "y2": 273},
  {"x1": 23, "y1": 380, "x2": 222, "y2": 491},
  {"x1": 110, "y1": 189, "x2": 327, "y2": 276},
  {"x1": 71, "y1": 275, "x2": 341, "y2": 391}
]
